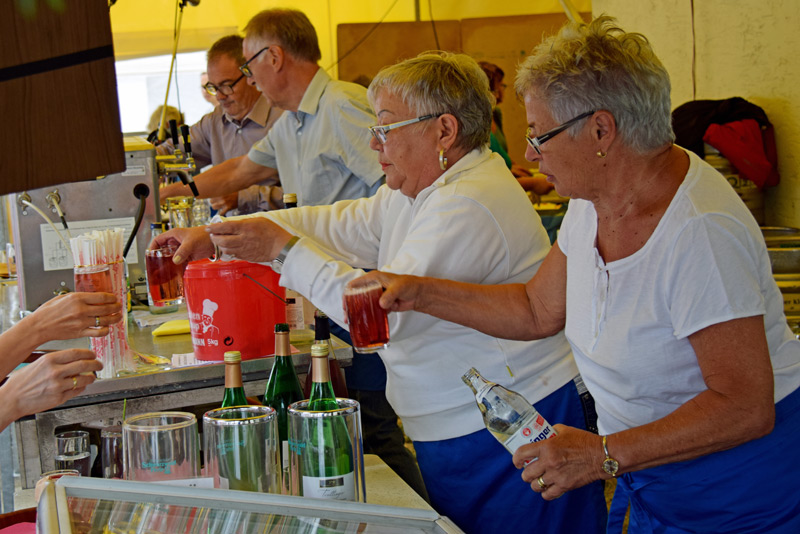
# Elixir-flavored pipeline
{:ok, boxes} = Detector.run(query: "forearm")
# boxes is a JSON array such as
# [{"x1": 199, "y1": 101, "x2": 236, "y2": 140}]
[
  {"x1": 0, "y1": 317, "x2": 46, "y2": 377},
  {"x1": 608, "y1": 387, "x2": 774, "y2": 475},
  {"x1": 0, "y1": 387, "x2": 18, "y2": 432},
  {"x1": 414, "y1": 277, "x2": 545, "y2": 340}
]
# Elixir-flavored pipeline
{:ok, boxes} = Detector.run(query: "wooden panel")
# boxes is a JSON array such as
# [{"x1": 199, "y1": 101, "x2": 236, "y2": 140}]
[
  {"x1": 461, "y1": 13, "x2": 590, "y2": 167},
  {"x1": 336, "y1": 20, "x2": 461, "y2": 85},
  {"x1": 0, "y1": 1, "x2": 125, "y2": 197}
]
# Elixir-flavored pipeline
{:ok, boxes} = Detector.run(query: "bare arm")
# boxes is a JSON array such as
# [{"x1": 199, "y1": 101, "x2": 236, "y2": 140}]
[
  {"x1": 0, "y1": 349, "x2": 102, "y2": 432},
  {"x1": 0, "y1": 292, "x2": 121, "y2": 377},
  {"x1": 515, "y1": 315, "x2": 775, "y2": 499},
  {"x1": 364, "y1": 243, "x2": 568, "y2": 341},
  {"x1": 159, "y1": 155, "x2": 278, "y2": 200}
]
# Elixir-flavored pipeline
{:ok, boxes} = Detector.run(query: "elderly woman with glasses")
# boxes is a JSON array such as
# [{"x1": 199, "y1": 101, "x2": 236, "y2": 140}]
[
  {"x1": 362, "y1": 17, "x2": 800, "y2": 533},
  {"x1": 152, "y1": 51, "x2": 607, "y2": 534}
]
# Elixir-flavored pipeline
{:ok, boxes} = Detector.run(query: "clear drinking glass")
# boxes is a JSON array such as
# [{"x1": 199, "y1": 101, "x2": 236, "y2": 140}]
[
  {"x1": 101, "y1": 425, "x2": 123, "y2": 479},
  {"x1": 73, "y1": 264, "x2": 112, "y2": 294},
  {"x1": 123, "y1": 412, "x2": 200, "y2": 482},
  {"x1": 145, "y1": 246, "x2": 185, "y2": 306},
  {"x1": 167, "y1": 197, "x2": 193, "y2": 229},
  {"x1": 203, "y1": 405, "x2": 280, "y2": 493},
  {"x1": 344, "y1": 279, "x2": 390, "y2": 353},
  {"x1": 287, "y1": 398, "x2": 366, "y2": 502},
  {"x1": 54, "y1": 430, "x2": 91, "y2": 476}
]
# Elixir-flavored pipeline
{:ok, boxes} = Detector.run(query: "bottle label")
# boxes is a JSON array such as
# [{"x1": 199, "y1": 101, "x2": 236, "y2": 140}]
[
  {"x1": 285, "y1": 295, "x2": 305, "y2": 331},
  {"x1": 302, "y1": 471, "x2": 355, "y2": 500},
  {"x1": 503, "y1": 412, "x2": 555, "y2": 454}
]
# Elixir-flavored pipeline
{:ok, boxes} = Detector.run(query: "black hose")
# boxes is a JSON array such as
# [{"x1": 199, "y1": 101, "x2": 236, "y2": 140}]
[{"x1": 123, "y1": 184, "x2": 150, "y2": 258}]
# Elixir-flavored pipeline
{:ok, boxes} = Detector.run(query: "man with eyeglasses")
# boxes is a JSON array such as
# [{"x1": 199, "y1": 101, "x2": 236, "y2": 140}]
[
  {"x1": 157, "y1": 35, "x2": 284, "y2": 214},
  {"x1": 159, "y1": 10, "x2": 383, "y2": 208}
]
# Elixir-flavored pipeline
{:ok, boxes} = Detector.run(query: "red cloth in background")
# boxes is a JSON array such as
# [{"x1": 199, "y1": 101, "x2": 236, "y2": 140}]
[
  {"x1": 703, "y1": 118, "x2": 780, "y2": 188},
  {"x1": 0, "y1": 523, "x2": 35, "y2": 534}
]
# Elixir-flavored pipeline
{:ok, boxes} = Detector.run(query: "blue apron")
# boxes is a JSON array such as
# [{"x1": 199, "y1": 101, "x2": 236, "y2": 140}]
[{"x1": 608, "y1": 387, "x2": 800, "y2": 533}]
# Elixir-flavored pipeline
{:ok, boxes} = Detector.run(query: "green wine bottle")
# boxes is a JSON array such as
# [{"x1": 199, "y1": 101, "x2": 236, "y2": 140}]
[
  {"x1": 263, "y1": 323, "x2": 303, "y2": 494},
  {"x1": 302, "y1": 343, "x2": 355, "y2": 500},
  {"x1": 303, "y1": 310, "x2": 349, "y2": 398},
  {"x1": 221, "y1": 351, "x2": 248, "y2": 408}
]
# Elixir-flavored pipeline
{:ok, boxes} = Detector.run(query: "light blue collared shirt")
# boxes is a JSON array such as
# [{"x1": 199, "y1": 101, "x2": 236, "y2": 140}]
[{"x1": 248, "y1": 68, "x2": 384, "y2": 206}]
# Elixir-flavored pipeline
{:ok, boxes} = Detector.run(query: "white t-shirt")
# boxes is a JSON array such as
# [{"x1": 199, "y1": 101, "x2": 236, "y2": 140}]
[{"x1": 558, "y1": 149, "x2": 800, "y2": 435}]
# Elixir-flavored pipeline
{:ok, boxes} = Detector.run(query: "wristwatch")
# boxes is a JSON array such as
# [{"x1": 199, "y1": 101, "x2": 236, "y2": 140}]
[
  {"x1": 601, "y1": 435, "x2": 619, "y2": 477},
  {"x1": 270, "y1": 236, "x2": 299, "y2": 274}
]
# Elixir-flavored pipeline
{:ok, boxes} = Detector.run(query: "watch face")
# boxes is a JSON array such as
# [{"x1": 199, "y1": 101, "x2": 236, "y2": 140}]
[{"x1": 603, "y1": 458, "x2": 619, "y2": 476}]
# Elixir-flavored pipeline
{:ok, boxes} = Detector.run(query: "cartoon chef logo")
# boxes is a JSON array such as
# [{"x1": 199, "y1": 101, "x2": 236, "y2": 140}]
[{"x1": 201, "y1": 299, "x2": 220, "y2": 337}]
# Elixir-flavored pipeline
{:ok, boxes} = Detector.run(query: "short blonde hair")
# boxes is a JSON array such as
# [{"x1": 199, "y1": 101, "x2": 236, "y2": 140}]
[
  {"x1": 244, "y1": 9, "x2": 321, "y2": 63},
  {"x1": 515, "y1": 15, "x2": 674, "y2": 153},
  {"x1": 368, "y1": 51, "x2": 492, "y2": 153}
]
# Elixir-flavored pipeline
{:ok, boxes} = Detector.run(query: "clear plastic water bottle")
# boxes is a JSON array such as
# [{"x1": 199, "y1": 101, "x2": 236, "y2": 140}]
[
  {"x1": 462, "y1": 367, "x2": 556, "y2": 454},
  {"x1": 191, "y1": 198, "x2": 212, "y2": 227}
]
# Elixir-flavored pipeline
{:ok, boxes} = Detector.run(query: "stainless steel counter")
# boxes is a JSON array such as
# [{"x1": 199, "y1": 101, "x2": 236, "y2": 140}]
[{"x1": 14, "y1": 318, "x2": 352, "y2": 489}]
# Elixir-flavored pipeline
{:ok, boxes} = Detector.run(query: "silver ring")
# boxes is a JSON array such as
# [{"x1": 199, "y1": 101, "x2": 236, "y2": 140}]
[
  {"x1": 537, "y1": 476, "x2": 547, "y2": 490},
  {"x1": 94, "y1": 316, "x2": 101, "y2": 328}
]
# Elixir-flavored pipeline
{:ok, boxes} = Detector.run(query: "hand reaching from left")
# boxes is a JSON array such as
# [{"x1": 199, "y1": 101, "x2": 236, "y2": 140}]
[{"x1": 1, "y1": 349, "x2": 102, "y2": 427}]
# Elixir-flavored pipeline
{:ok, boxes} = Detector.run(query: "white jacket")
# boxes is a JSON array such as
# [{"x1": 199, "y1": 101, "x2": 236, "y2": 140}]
[{"x1": 248, "y1": 148, "x2": 577, "y2": 441}]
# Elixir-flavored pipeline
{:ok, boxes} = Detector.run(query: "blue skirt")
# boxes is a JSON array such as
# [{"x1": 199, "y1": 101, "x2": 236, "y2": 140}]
[
  {"x1": 414, "y1": 379, "x2": 608, "y2": 534},
  {"x1": 609, "y1": 387, "x2": 800, "y2": 534}
]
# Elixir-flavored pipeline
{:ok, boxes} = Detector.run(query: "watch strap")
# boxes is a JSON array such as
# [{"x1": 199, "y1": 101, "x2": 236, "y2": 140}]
[
  {"x1": 275, "y1": 235, "x2": 299, "y2": 264},
  {"x1": 601, "y1": 435, "x2": 619, "y2": 477}
]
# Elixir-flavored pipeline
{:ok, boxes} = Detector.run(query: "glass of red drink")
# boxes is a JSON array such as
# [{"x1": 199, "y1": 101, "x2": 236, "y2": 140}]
[
  {"x1": 74, "y1": 264, "x2": 112, "y2": 293},
  {"x1": 146, "y1": 245, "x2": 185, "y2": 306},
  {"x1": 344, "y1": 280, "x2": 390, "y2": 353}
]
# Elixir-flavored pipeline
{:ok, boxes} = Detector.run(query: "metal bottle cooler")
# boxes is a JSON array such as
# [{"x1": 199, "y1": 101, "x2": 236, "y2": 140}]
[{"x1": 183, "y1": 259, "x2": 286, "y2": 361}]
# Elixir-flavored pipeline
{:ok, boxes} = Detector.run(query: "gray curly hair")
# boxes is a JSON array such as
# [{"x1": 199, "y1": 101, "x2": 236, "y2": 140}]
[
  {"x1": 367, "y1": 51, "x2": 493, "y2": 153},
  {"x1": 515, "y1": 15, "x2": 675, "y2": 153}
]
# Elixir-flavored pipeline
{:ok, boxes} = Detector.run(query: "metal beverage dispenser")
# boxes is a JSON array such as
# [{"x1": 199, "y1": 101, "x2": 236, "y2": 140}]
[{"x1": 8, "y1": 136, "x2": 161, "y2": 311}]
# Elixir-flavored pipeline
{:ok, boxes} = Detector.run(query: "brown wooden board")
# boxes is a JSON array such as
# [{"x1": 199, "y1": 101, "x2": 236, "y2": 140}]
[
  {"x1": 0, "y1": 1, "x2": 125, "y2": 196},
  {"x1": 336, "y1": 20, "x2": 461, "y2": 86},
  {"x1": 336, "y1": 13, "x2": 589, "y2": 168},
  {"x1": 461, "y1": 13, "x2": 591, "y2": 167}
]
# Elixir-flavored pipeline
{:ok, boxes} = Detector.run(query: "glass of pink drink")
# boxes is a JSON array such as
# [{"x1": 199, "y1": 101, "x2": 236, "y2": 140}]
[
  {"x1": 344, "y1": 280, "x2": 390, "y2": 353},
  {"x1": 146, "y1": 245, "x2": 185, "y2": 306}
]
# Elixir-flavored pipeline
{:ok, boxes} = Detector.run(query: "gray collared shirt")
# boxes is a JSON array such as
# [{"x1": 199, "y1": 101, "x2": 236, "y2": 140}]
[{"x1": 248, "y1": 68, "x2": 384, "y2": 206}]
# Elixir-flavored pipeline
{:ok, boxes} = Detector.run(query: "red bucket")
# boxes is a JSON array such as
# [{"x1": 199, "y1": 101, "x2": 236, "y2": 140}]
[{"x1": 183, "y1": 259, "x2": 286, "y2": 361}]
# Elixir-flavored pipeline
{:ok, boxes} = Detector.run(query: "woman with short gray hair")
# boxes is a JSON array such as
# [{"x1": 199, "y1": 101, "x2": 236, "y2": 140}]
[
  {"x1": 154, "y1": 50, "x2": 607, "y2": 533},
  {"x1": 366, "y1": 17, "x2": 800, "y2": 533}
]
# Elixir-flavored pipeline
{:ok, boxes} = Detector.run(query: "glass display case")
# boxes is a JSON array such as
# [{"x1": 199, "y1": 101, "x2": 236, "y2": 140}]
[{"x1": 41, "y1": 477, "x2": 462, "y2": 533}]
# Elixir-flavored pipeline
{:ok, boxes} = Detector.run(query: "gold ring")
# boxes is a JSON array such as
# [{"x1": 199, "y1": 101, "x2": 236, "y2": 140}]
[
  {"x1": 537, "y1": 476, "x2": 547, "y2": 490},
  {"x1": 71, "y1": 376, "x2": 78, "y2": 390},
  {"x1": 95, "y1": 316, "x2": 101, "y2": 328}
]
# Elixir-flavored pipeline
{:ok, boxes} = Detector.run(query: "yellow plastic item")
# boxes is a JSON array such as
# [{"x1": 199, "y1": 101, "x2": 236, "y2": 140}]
[{"x1": 152, "y1": 319, "x2": 191, "y2": 337}]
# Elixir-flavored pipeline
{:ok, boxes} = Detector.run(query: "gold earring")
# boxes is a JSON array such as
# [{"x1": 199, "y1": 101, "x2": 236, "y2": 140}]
[
  {"x1": 439, "y1": 149, "x2": 448, "y2": 171},
  {"x1": 597, "y1": 151, "x2": 607, "y2": 158}
]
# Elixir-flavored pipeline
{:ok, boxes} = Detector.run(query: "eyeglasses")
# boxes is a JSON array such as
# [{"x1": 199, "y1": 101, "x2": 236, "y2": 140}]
[
  {"x1": 525, "y1": 110, "x2": 596, "y2": 154},
  {"x1": 239, "y1": 47, "x2": 270, "y2": 78},
  {"x1": 203, "y1": 73, "x2": 245, "y2": 96},
  {"x1": 369, "y1": 114, "x2": 440, "y2": 144}
]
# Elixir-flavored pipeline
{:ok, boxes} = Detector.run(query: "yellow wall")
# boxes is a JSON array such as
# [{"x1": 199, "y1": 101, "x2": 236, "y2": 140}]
[
  {"x1": 594, "y1": 0, "x2": 800, "y2": 227},
  {"x1": 110, "y1": 0, "x2": 591, "y2": 72}
]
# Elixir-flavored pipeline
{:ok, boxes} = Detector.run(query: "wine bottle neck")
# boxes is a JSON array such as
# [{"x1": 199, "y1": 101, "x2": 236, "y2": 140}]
[
  {"x1": 311, "y1": 355, "x2": 331, "y2": 383},
  {"x1": 224, "y1": 361, "x2": 243, "y2": 388}
]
